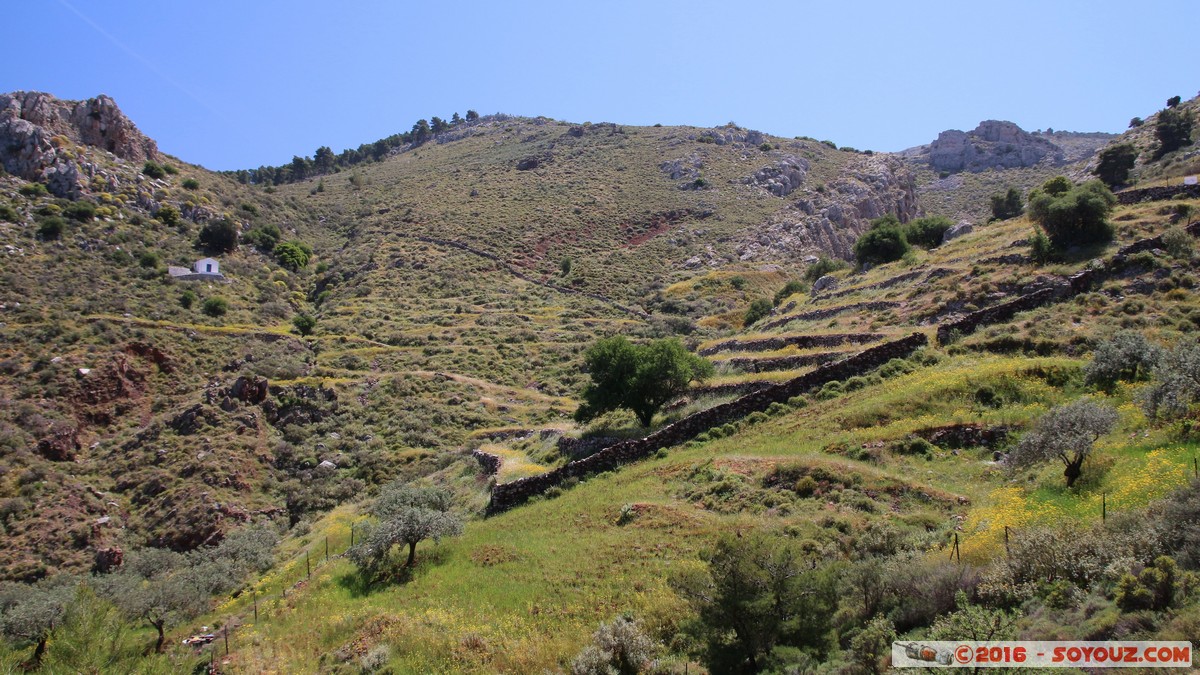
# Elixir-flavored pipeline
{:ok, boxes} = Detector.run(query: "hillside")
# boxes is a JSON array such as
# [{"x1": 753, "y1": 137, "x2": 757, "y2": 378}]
[{"x1": 1, "y1": 91, "x2": 1199, "y2": 673}]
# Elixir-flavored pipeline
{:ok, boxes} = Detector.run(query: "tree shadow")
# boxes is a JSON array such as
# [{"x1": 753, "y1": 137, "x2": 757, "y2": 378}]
[{"x1": 334, "y1": 547, "x2": 450, "y2": 598}]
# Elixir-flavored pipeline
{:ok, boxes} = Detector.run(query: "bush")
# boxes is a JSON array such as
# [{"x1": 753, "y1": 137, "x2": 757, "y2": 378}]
[
  {"x1": 137, "y1": 250, "x2": 159, "y2": 269},
  {"x1": 729, "y1": 275, "x2": 746, "y2": 290},
  {"x1": 570, "y1": 616, "x2": 658, "y2": 675},
  {"x1": 854, "y1": 216, "x2": 910, "y2": 266},
  {"x1": 141, "y1": 161, "x2": 165, "y2": 179},
  {"x1": 201, "y1": 297, "x2": 228, "y2": 317},
  {"x1": 179, "y1": 290, "x2": 196, "y2": 309},
  {"x1": 1094, "y1": 143, "x2": 1138, "y2": 188},
  {"x1": 1162, "y1": 226, "x2": 1194, "y2": 259},
  {"x1": 0, "y1": 203, "x2": 17, "y2": 222},
  {"x1": 62, "y1": 201, "x2": 95, "y2": 222},
  {"x1": 37, "y1": 216, "x2": 64, "y2": 240},
  {"x1": 181, "y1": 178, "x2": 199, "y2": 190},
  {"x1": 904, "y1": 215, "x2": 953, "y2": 249},
  {"x1": 198, "y1": 218, "x2": 238, "y2": 253},
  {"x1": 156, "y1": 204, "x2": 180, "y2": 227},
  {"x1": 1029, "y1": 228, "x2": 1054, "y2": 264},
  {"x1": 275, "y1": 240, "x2": 312, "y2": 270},
  {"x1": 743, "y1": 298, "x2": 772, "y2": 327},
  {"x1": 1156, "y1": 106, "x2": 1194, "y2": 157},
  {"x1": 242, "y1": 223, "x2": 281, "y2": 252},
  {"x1": 773, "y1": 280, "x2": 805, "y2": 306},
  {"x1": 18, "y1": 183, "x2": 48, "y2": 198},
  {"x1": 803, "y1": 255, "x2": 848, "y2": 282},
  {"x1": 292, "y1": 313, "x2": 316, "y2": 336},
  {"x1": 990, "y1": 188, "x2": 1024, "y2": 221},
  {"x1": 1027, "y1": 177, "x2": 1116, "y2": 251}
]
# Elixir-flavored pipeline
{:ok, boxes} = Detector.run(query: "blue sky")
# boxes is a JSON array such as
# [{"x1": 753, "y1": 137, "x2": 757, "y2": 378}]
[{"x1": 5, "y1": 0, "x2": 1197, "y2": 171}]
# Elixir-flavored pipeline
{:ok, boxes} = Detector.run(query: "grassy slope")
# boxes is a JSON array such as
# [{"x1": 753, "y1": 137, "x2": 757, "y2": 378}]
[{"x1": 209, "y1": 192, "x2": 1200, "y2": 672}]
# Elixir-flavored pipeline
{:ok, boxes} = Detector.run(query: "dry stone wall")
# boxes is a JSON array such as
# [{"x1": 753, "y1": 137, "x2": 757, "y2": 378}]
[
  {"x1": 1116, "y1": 184, "x2": 1200, "y2": 205},
  {"x1": 487, "y1": 332, "x2": 928, "y2": 513},
  {"x1": 699, "y1": 332, "x2": 883, "y2": 357}
]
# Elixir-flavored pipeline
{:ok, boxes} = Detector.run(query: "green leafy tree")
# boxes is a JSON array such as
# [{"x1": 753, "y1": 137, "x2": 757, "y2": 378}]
[
  {"x1": 1167, "y1": 95, "x2": 1183, "y2": 108},
  {"x1": 411, "y1": 119, "x2": 432, "y2": 144},
  {"x1": 347, "y1": 483, "x2": 462, "y2": 580},
  {"x1": 574, "y1": 337, "x2": 713, "y2": 427},
  {"x1": 1027, "y1": 178, "x2": 1116, "y2": 251},
  {"x1": 275, "y1": 240, "x2": 313, "y2": 270},
  {"x1": 0, "y1": 576, "x2": 78, "y2": 665},
  {"x1": 1156, "y1": 106, "x2": 1194, "y2": 157},
  {"x1": 198, "y1": 218, "x2": 238, "y2": 253},
  {"x1": 313, "y1": 146, "x2": 336, "y2": 173},
  {"x1": 1094, "y1": 143, "x2": 1138, "y2": 188},
  {"x1": 744, "y1": 298, "x2": 773, "y2": 327},
  {"x1": 1129, "y1": 117, "x2": 1144, "y2": 128},
  {"x1": 293, "y1": 313, "x2": 316, "y2": 336},
  {"x1": 1009, "y1": 399, "x2": 1118, "y2": 487},
  {"x1": 853, "y1": 216, "x2": 910, "y2": 266},
  {"x1": 990, "y1": 187, "x2": 1025, "y2": 222},
  {"x1": 465, "y1": 110, "x2": 480, "y2": 122},
  {"x1": 430, "y1": 116, "x2": 450, "y2": 133},
  {"x1": 669, "y1": 533, "x2": 836, "y2": 674},
  {"x1": 803, "y1": 255, "x2": 847, "y2": 282}
]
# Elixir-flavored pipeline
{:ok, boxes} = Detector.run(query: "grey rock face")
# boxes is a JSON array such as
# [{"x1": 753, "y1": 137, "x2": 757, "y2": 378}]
[
  {"x1": 942, "y1": 221, "x2": 974, "y2": 243},
  {"x1": 926, "y1": 120, "x2": 1063, "y2": 174},
  {"x1": 0, "y1": 91, "x2": 158, "y2": 196},
  {"x1": 744, "y1": 157, "x2": 809, "y2": 197},
  {"x1": 810, "y1": 274, "x2": 839, "y2": 295}
]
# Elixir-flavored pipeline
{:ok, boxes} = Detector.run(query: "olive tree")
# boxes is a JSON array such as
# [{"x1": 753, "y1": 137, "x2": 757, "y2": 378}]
[
  {"x1": 101, "y1": 549, "x2": 210, "y2": 653},
  {"x1": 1084, "y1": 331, "x2": 1162, "y2": 391},
  {"x1": 348, "y1": 483, "x2": 462, "y2": 581},
  {"x1": 0, "y1": 576, "x2": 78, "y2": 665},
  {"x1": 1141, "y1": 341, "x2": 1200, "y2": 420},
  {"x1": 1009, "y1": 400, "x2": 1118, "y2": 488}
]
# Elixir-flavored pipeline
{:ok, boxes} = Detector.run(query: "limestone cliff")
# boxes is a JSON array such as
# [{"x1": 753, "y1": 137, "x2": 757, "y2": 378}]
[{"x1": 0, "y1": 91, "x2": 158, "y2": 197}]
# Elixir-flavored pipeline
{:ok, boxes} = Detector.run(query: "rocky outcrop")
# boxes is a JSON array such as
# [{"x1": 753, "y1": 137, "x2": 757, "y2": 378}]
[
  {"x1": 942, "y1": 221, "x2": 974, "y2": 243},
  {"x1": 922, "y1": 120, "x2": 1063, "y2": 174},
  {"x1": 737, "y1": 155, "x2": 921, "y2": 261},
  {"x1": 0, "y1": 91, "x2": 158, "y2": 196},
  {"x1": 36, "y1": 423, "x2": 81, "y2": 461},
  {"x1": 744, "y1": 157, "x2": 808, "y2": 197}
]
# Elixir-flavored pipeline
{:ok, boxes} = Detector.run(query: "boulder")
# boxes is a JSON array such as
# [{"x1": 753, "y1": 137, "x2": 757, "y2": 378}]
[
  {"x1": 811, "y1": 274, "x2": 839, "y2": 295},
  {"x1": 942, "y1": 221, "x2": 974, "y2": 243}
]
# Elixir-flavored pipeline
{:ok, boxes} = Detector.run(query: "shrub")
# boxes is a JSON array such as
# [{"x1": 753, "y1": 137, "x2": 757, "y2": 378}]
[
  {"x1": 62, "y1": 201, "x2": 95, "y2": 222},
  {"x1": 36, "y1": 216, "x2": 64, "y2": 240},
  {"x1": 292, "y1": 313, "x2": 316, "y2": 336},
  {"x1": 570, "y1": 616, "x2": 658, "y2": 675},
  {"x1": 141, "y1": 161, "x2": 165, "y2": 179},
  {"x1": 1162, "y1": 226, "x2": 1194, "y2": 259},
  {"x1": 181, "y1": 178, "x2": 200, "y2": 190},
  {"x1": 198, "y1": 218, "x2": 238, "y2": 253},
  {"x1": 275, "y1": 240, "x2": 313, "y2": 270},
  {"x1": 1029, "y1": 228, "x2": 1054, "y2": 263},
  {"x1": 1027, "y1": 178, "x2": 1116, "y2": 251},
  {"x1": 156, "y1": 204, "x2": 180, "y2": 227},
  {"x1": 137, "y1": 251, "x2": 159, "y2": 269},
  {"x1": 560, "y1": 257, "x2": 572, "y2": 276},
  {"x1": 904, "y1": 215, "x2": 953, "y2": 249},
  {"x1": 854, "y1": 216, "x2": 910, "y2": 266},
  {"x1": 1094, "y1": 143, "x2": 1138, "y2": 188},
  {"x1": 0, "y1": 203, "x2": 17, "y2": 222},
  {"x1": 773, "y1": 280, "x2": 805, "y2": 306},
  {"x1": 201, "y1": 297, "x2": 228, "y2": 317},
  {"x1": 729, "y1": 275, "x2": 746, "y2": 290},
  {"x1": 18, "y1": 183, "x2": 48, "y2": 197},
  {"x1": 743, "y1": 298, "x2": 772, "y2": 326},
  {"x1": 803, "y1": 255, "x2": 848, "y2": 282},
  {"x1": 990, "y1": 187, "x2": 1024, "y2": 221},
  {"x1": 179, "y1": 290, "x2": 196, "y2": 309},
  {"x1": 243, "y1": 223, "x2": 281, "y2": 252},
  {"x1": 360, "y1": 645, "x2": 391, "y2": 673}
]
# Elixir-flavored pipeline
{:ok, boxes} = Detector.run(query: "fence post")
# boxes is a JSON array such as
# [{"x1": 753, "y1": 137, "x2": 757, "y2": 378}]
[
  {"x1": 325, "y1": 536, "x2": 329, "y2": 562},
  {"x1": 223, "y1": 623, "x2": 229, "y2": 656},
  {"x1": 1102, "y1": 492, "x2": 1107, "y2": 523},
  {"x1": 306, "y1": 551, "x2": 311, "y2": 578},
  {"x1": 1004, "y1": 526, "x2": 1010, "y2": 558},
  {"x1": 350, "y1": 524, "x2": 355, "y2": 548}
]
